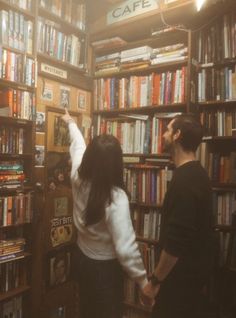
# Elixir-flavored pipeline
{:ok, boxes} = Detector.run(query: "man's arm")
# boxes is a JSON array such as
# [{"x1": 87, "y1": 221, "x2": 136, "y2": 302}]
[{"x1": 141, "y1": 249, "x2": 178, "y2": 303}]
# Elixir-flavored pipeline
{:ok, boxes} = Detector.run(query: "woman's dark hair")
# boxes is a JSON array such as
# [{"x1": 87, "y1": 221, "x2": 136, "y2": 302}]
[
  {"x1": 79, "y1": 134, "x2": 125, "y2": 226},
  {"x1": 172, "y1": 113, "x2": 203, "y2": 152}
]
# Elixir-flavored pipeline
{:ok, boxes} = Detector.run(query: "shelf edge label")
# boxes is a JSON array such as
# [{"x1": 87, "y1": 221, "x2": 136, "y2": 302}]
[{"x1": 41, "y1": 63, "x2": 67, "y2": 79}]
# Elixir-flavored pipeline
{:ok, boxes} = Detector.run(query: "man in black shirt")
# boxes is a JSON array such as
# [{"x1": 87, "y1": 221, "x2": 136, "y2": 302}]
[{"x1": 141, "y1": 114, "x2": 215, "y2": 318}]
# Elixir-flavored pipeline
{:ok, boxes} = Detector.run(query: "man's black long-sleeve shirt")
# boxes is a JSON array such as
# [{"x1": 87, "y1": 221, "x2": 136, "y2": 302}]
[{"x1": 159, "y1": 160, "x2": 215, "y2": 279}]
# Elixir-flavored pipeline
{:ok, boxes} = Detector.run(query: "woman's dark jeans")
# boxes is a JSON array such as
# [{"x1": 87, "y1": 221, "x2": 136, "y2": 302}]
[{"x1": 72, "y1": 247, "x2": 124, "y2": 318}]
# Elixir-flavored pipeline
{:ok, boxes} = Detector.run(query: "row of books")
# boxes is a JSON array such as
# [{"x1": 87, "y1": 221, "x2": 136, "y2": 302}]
[
  {"x1": 199, "y1": 147, "x2": 236, "y2": 184},
  {"x1": 213, "y1": 192, "x2": 236, "y2": 226},
  {"x1": 0, "y1": 192, "x2": 32, "y2": 226},
  {"x1": 198, "y1": 66, "x2": 236, "y2": 102},
  {"x1": 0, "y1": 126, "x2": 24, "y2": 154},
  {"x1": 0, "y1": 237, "x2": 25, "y2": 257},
  {"x1": 93, "y1": 67, "x2": 187, "y2": 110},
  {"x1": 100, "y1": 118, "x2": 151, "y2": 155},
  {"x1": 139, "y1": 242, "x2": 157, "y2": 276},
  {"x1": 0, "y1": 9, "x2": 33, "y2": 54},
  {"x1": 0, "y1": 161, "x2": 25, "y2": 189},
  {"x1": 0, "y1": 296, "x2": 22, "y2": 318},
  {"x1": 197, "y1": 13, "x2": 236, "y2": 64},
  {"x1": 39, "y1": 0, "x2": 86, "y2": 31},
  {"x1": 200, "y1": 109, "x2": 236, "y2": 137},
  {"x1": 95, "y1": 44, "x2": 187, "y2": 75},
  {"x1": 0, "y1": 258, "x2": 26, "y2": 293},
  {"x1": 131, "y1": 207, "x2": 161, "y2": 241},
  {"x1": 37, "y1": 17, "x2": 83, "y2": 67},
  {"x1": 93, "y1": 113, "x2": 179, "y2": 156},
  {"x1": 124, "y1": 167, "x2": 173, "y2": 206},
  {"x1": 0, "y1": 48, "x2": 35, "y2": 86},
  {"x1": 0, "y1": 89, "x2": 35, "y2": 120},
  {"x1": 5, "y1": 0, "x2": 32, "y2": 11}
]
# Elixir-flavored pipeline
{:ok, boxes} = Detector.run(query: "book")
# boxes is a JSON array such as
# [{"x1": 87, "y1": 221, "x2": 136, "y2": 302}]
[{"x1": 91, "y1": 37, "x2": 127, "y2": 50}]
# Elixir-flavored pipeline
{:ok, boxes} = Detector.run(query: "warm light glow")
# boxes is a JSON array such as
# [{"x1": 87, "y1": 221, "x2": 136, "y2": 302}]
[{"x1": 196, "y1": 0, "x2": 206, "y2": 11}]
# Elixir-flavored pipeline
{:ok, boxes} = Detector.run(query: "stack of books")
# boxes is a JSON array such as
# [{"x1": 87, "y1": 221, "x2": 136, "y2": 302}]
[
  {"x1": 120, "y1": 46, "x2": 152, "y2": 71},
  {"x1": 151, "y1": 43, "x2": 188, "y2": 65}
]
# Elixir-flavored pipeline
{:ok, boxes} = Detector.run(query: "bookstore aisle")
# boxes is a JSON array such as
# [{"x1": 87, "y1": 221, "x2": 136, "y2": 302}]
[{"x1": 0, "y1": 0, "x2": 236, "y2": 318}]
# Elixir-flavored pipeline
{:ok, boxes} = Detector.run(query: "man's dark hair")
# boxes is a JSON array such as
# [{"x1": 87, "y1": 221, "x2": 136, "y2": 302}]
[
  {"x1": 79, "y1": 134, "x2": 125, "y2": 226},
  {"x1": 171, "y1": 113, "x2": 203, "y2": 152}
]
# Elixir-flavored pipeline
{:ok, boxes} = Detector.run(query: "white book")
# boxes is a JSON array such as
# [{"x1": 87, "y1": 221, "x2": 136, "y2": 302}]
[
  {"x1": 0, "y1": 10, "x2": 9, "y2": 46},
  {"x1": 121, "y1": 46, "x2": 153, "y2": 59}
]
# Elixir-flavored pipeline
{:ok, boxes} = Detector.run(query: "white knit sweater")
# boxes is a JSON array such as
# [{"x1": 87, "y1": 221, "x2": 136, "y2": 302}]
[{"x1": 68, "y1": 122, "x2": 147, "y2": 288}]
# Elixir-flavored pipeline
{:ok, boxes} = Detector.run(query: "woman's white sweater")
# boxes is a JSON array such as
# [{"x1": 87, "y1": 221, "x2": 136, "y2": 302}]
[{"x1": 68, "y1": 122, "x2": 147, "y2": 288}]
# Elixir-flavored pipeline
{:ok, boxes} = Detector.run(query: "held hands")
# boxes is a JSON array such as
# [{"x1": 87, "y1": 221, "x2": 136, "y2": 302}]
[
  {"x1": 61, "y1": 108, "x2": 74, "y2": 124},
  {"x1": 139, "y1": 281, "x2": 160, "y2": 307}
]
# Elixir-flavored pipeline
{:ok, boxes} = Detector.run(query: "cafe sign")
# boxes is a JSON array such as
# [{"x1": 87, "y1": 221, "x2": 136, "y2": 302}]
[{"x1": 107, "y1": 0, "x2": 159, "y2": 25}]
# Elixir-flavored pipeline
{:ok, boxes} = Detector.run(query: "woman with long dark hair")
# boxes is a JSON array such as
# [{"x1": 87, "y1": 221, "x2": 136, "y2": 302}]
[{"x1": 61, "y1": 109, "x2": 148, "y2": 318}]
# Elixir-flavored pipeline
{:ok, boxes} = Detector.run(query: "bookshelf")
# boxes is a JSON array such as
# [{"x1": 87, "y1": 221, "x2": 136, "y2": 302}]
[
  {"x1": 195, "y1": 5, "x2": 236, "y2": 317},
  {"x1": 89, "y1": 1, "x2": 236, "y2": 317},
  {"x1": 0, "y1": 0, "x2": 36, "y2": 317},
  {"x1": 31, "y1": 1, "x2": 92, "y2": 318}
]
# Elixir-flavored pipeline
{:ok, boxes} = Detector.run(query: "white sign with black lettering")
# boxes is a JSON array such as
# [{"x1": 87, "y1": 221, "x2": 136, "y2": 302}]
[
  {"x1": 107, "y1": 0, "x2": 159, "y2": 25},
  {"x1": 41, "y1": 63, "x2": 67, "y2": 79}
]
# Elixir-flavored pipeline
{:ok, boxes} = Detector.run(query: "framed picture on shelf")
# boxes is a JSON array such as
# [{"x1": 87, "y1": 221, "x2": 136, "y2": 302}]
[
  {"x1": 36, "y1": 111, "x2": 46, "y2": 132},
  {"x1": 77, "y1": 90, "x2": 87, "y2": 110},
  {"x1": 48, "y1": 249, "x2": 71, "y2": 288},
  {"x1": 47, "y1": 109, "x2": 77, "y2": 153},
  {"x1": 60, "y1": 86, "x2": 70, "y2": 109}
]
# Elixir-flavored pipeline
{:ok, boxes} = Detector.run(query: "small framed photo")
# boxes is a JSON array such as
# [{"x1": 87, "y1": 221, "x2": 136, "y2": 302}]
[
  {"x1": 35, "y1": 145, "x2": 45, "y2": 167},
  {"x1": 49, "y1": 250, "x2": 71, "y2": 287},
  {"x1": 60, "y1": 86, "x2": 70, "y2": 109},
  {"x1": 77, "y1": 91, "x2": 87, "y2": 110},
  {"x1": 36, "y1": 111, "x2": 46, "y2": 132}
]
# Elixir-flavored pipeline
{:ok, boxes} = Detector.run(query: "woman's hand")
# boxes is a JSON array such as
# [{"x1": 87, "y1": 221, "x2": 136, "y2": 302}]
[{"x1": 61, "y1": 108, "x2": 74, "y2": 124}]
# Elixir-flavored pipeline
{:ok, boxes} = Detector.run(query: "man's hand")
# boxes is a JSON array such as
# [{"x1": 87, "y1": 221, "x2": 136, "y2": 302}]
[
  {"x1": 61, "y1": 108, "x2": 74, "y2": 124},
  {"x1": 139, "y1": 281, "x2": 160, "y2": 307}
]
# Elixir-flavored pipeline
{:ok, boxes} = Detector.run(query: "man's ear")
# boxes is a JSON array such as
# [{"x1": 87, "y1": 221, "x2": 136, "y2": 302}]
[{"x1": 173, "y1": 129, "x2": 181, "y2": 141}]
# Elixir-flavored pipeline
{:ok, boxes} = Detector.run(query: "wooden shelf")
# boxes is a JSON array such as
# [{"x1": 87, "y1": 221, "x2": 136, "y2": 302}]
[
  {"x1": 211, "y1": 182, "x2": 236, "y2": 189},
  {"x1": 93, "y1": 104, "x2": 186, "y2": 116},
  {"x1": 1, "y1": 44, "x2": 34, "y2": 59},
  {"x1": 214, "y1": 224, "x2": 236, "y2": 232},
  {"x1": 0, "y1": 79, "x2": 35, "y2": 92},
  {"x1": 0, "y1": 0, "x2": 34, "y2": 19},
  {"x1": 0, "y1": 185, "x2": 33, "y2": 194},
  {"x1": 94, "y1": 59, "x2": 188, "y2": 78},
  {"x1": 0, "y1": 252, "x2": 31, "y2": 265},
  {"x1": 38, "y1": 6, "x2": 86, "y2": 36},
  {"x1": 124, "y1": 300, "x2": 152, "y2": 313},
  {"x1": 0, "y1": 285, "x2": 31, "y2": 302},
  {"x1": 196, "y1": 58, "x2": 236, "y2": 69},
  {"x1": 0, "y1": 153, "x2": 33, "y2": 159},
  {"x1": 0, "y1": 222, "x2": 32, "y2": 229},
  {"x1": 0, "y1": 116, "x2": 34, "y2": 126},
  {"x1": 202, "y1": 136, "x2": 236, "y2": 141},
  {"x1": 94, "y1": 29, "x2": 187, "y2": 56},
  {"x1": 37, "y1": 52, "x2": 86, "y2": 74},
  {"x1": 126, "y1": 164, "x2": 164, "y2": 170},
  {"x1": 198, "y1": 100, "x2": 236, "y2": 107},
  {"x1": 130, "y1": 202, "x2": 162, "y2": 208}
]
